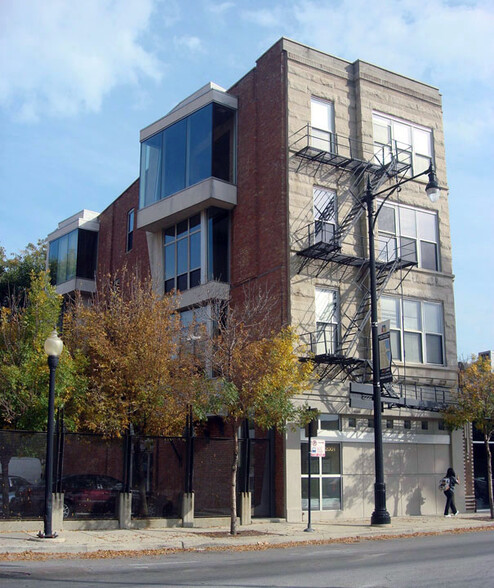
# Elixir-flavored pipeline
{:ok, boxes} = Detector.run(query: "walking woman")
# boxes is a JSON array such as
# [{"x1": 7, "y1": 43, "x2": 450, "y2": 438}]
[{"x1": 443, "y1": 467, "x2": 460, "y2": 517}]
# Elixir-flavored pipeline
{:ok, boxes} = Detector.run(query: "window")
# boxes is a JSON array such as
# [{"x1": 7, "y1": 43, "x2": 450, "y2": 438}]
[
  {"x1": 386, "y1": 419, "x2": 394, "y2": 429},
  {"x1": 313, "y1": 187, "x2": 336, "y2": 244},
  {"x1": 314, "y1": 288, "x2": 338, "y2": 355},
  {"x1": 404, "y1": 419, "x2": 411, "y2": 430},
  {"x1": 140, "y1": 103, "x2": 236, "y2": 208},
  {"x1": 320, "y1": 415, "x2": 340, "y2": 432},
  {"x1": 421, "y1": 421, "x2": 429, "y2": 430},
  {"x1": 377, "y1": 203, "x2": 439, "y2": 271},
  {"x1": 48, "y1": 229, "x2": 98, "y2": 285},
  {"x1": 311, "y1": 98, "x2": 335, "y2": 153},
  {"x1": 348, "y1": 417, "x2": 356, "y2": 428},
  {"x1": 207, "y1": 207, "x2": 229, "y2": 282},
  {"x1": 373, "y1": 113, "x2": 433, "y2": 175},
  {"x1": 381, "y1": 296, "x2": 445, "y2": 365},
  {"x1": 368, "y1": 418, "x2": 375, "y2": 428},
  {"x1": 127, "y1": 209, "x2": 134, "y2": 252},
  {"x1": 301, "y1": 442, "x2": 341, "y2": 511},
  {"x1": 164, "y1": 215, "x2": 201, "y2": 293}
]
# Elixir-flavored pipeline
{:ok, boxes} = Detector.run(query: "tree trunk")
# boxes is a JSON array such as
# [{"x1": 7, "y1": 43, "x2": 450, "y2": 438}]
[
  {"x1": 485, "y1": 434, "x2": 494, "y2": 519},
  {"x1": 230, "y1": 423, "x2": 239, "y2": 535}
]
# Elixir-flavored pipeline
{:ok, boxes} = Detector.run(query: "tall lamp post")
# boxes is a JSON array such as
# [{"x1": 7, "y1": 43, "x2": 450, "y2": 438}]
[
  {"x1": 39, "y1": 329, "x2": 64, "y2": 539},
  {"x1": 366, "y1": 164, "x2": 440, "y2": 525}
]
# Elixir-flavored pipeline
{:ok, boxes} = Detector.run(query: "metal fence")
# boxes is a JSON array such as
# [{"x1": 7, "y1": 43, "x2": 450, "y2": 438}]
[{"x1": 0, "y1": 427, "x2": 273, "y2": 521}]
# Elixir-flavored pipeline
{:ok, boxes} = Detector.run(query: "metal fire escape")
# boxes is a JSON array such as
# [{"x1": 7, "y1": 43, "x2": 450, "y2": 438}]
[
  {"x1": 291, "y1": 125, "x2": 452, "y2": 411},
  {"x1": 291, "y1": 125, "x2": 416, "y2": 383}
]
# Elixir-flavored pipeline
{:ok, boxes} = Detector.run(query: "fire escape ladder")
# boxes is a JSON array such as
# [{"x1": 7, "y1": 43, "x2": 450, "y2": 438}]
[{"x1": 337, "y1": 254, "x2": 417, "y2": 361}]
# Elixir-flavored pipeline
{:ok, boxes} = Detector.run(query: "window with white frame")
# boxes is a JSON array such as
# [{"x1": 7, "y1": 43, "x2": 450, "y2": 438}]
[
  {"x1": 315, "y1": 288, "x2": 338, "y2": 355},
  {"x1": 373, "y1": 113, "x2": 433, "y2": 176},
  {"x1": 377, "y1": 202, "x2": 440, "y2": 271},
  {"x1": 381, "y1": 296, "x2": 445, "y2": 365},
  {"x1": 311, "y1": 98, "x2": 335, "y2": 153},
  {"x1": 313, "y1": 187, "x2": 336, "y2": 244},
  {"x1": 301, "y1": 428, "x2": 341, "y2": 511}
]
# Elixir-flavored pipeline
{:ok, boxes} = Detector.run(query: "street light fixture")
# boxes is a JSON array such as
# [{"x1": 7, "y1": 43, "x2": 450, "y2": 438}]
[
  {"x1": 39, "y1": 329, "x2": 64, "y2": 539},
  {"x1": 366, "y1": 163, "x2": 440, "y2": 526}
]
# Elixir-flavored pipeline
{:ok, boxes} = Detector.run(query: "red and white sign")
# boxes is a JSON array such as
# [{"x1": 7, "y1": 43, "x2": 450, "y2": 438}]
[{"x1": 310, "y1": 438, "x2": 326, "y2": 457}]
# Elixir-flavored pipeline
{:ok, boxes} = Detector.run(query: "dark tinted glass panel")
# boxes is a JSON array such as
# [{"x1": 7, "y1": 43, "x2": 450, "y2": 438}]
[
  {"x1": 421, "y1": 241, "x2": 438, "y2": 271},
  {"x1": 177, "y1": 274, "x2": 188, "y2": 291},
  {"x1": 177, "y1": 239, "x2": 188, "y2": 275},
  {"x1": 76, "y1": 229, "x2": 98, "y2": 279},
  {"x1": 212, "y1": 104, "x2": 235, "y2": 182},
  {"x1": 67, "y1": 231, "x2": 78, "y2": 281},
  {"x1": 177, "y1": 220, "x2": 188, "y2": 238},
  {"x1": 190, "y1": 269, "x2": 201, "y2": 289},
  {"x1": 190, "y1": 231, "x2": 201, "y2": 269},
  {"x1": 321, "y1": 444, "x2": 340, "y2": 474},
  {"x1": 165, "y1": 278, "x2": 175, "y2": 293},
  {"x1": 140, "y1": 133, "x2": 162, "y2": 208},
  {"x1": 322, "y1": 478, "x2": 341, "y2": 510},
  {"x1": 48, "y1": 240, "x2": 59, "y2": 285},
  {"x1": 163, "y1": 118, "x2": 186, "y2": 197},
  {"x1": 188, "y1": 105, "x2": 212, "y2": 186},
  {"x1": 164, "y1": 244, "x2": 175, "y2": 281},
  {"x1": 189, "y1": 214, "x2": 200, "y2": 230},
  {"x1": 208, "y1": 207, "x2": 229, "y2": 282},
  {"x1": 164, "y1": 226, "x2": 175, "y2": 243},
  {"x1": 301, "y1": 443, "x2": 320, "y2": 475},
  {"x1": 301, "y1": 478, "x2": 320, "y2": 511}
]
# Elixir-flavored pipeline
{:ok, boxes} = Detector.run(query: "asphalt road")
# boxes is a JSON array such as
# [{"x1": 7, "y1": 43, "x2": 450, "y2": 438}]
[{"x1": 1, "y1": 530, "x2": 493, "y2": 587}]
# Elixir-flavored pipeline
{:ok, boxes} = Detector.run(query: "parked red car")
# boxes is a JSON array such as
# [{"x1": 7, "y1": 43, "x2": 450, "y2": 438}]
[{"x1": 11, "y1": 474, "x2": 172, "y2": 518}]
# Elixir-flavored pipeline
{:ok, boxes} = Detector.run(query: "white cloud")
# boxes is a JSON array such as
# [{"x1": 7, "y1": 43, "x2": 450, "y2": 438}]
[
  {"x1": 173, "y1": 35, "x2": 205, "y2": 53},
  {"x1": 242, "y1": 7, "x2": 284, "y2": 28},
  {"x1": 291, "y1": 0, "x2": 494, "y2": 88},
  {"x1": 207, "y1": 2, "x2": 235, "y2": 14},
  {"x1": 0, "y1": 0, "x2": 164, "y2": 121}
]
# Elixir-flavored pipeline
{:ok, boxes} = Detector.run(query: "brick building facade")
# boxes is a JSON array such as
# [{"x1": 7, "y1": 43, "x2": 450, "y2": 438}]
[{"x1": 48, "y1": 38, "x2": 472, "y2": 521}]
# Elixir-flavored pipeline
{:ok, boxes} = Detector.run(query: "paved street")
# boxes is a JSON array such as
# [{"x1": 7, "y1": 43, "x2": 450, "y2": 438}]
[{"x1": 0, "y1": 530, "x2": 493, "y2": 587}]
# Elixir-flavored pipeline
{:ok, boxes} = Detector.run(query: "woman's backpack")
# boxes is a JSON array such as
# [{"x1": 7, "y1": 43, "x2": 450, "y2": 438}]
[{"x1": 439, "y1": 477, "x2": 450, "y2": 491}]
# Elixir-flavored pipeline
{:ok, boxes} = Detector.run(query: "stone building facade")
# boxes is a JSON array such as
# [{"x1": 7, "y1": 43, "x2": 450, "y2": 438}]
[{"x1": 47, "y1": 38, "x2": 465, "y2": 521}]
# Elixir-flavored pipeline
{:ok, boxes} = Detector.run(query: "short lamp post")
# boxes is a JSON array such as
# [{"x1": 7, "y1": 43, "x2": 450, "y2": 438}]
[
  {"x1": 366, "y1": 164, "x2": 440, "y2": 526},
  {"x1": 39, "y1": 329, "x2": 64, "y2": 539}
]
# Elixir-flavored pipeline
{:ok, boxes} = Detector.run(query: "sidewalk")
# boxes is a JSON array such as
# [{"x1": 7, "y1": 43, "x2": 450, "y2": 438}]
[{"x1": 1, "y1": 513, "x2": 493, "y2": 559}]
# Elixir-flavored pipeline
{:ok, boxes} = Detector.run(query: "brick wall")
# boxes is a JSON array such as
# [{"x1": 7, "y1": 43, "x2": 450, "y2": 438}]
[{"x1": 96, "y1": 179, "x2": 151, "y2": 285}]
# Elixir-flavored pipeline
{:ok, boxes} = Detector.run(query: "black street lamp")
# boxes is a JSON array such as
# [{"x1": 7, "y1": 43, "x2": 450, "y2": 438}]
[
  {"x1": 365, "y1": 164, "x2": 440, "y2": 526},
  {"x1": 39, "y1": 329, "x2": 64, "y2": 539}
]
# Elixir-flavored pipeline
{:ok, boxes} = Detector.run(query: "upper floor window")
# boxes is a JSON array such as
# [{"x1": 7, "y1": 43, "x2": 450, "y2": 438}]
[
  {"x1": 311, "y1": 98, "x2": 335, "y2": 153},
  {"x1": 373, "y1": 113, "x2": 433, "y2": 176},
  {"x1": 315, "y1": 287, "x2": 339, "y2": 355},
  {"x1": 140, "y1": 103, "x2": 236, "y2": 208},
  {"x1": 127, "y1": 209, "x2": 134, "y2": 252},
  {"x1": 377, "y1": 203, "x2": 440, "y2": 271},
  {"x1": 164, "y1": 215, "x2": 201, "y2": 293},
  {"x1": 164, "y1": 207, "x2": 230, "y2": 294},
  {"x1": 48, "y1": 229, "x2": 98, "y2": 286},
  {"x1": 381, "y1": 296, "x2": 444, "y2": 365},
  {"x1": 313, "y1": 187, "x2": 336, "y2": 243}
]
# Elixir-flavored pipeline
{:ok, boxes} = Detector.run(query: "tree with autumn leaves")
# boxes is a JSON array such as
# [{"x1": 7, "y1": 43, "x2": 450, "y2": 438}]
[
  {"x1": 444, "y1": 355, "x2": 494, "y2": 519},
  {"x1": 204, "y1": 291, "x2": 314, "y2": 535},
  {"x1": 64, "y1": 273, "x2": 205, "y2": 438}
]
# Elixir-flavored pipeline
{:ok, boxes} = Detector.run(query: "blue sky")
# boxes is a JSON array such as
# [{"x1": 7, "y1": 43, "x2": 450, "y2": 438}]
[{"x1": 0, "y1": 0, "x2": 492, "y2": 358}]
